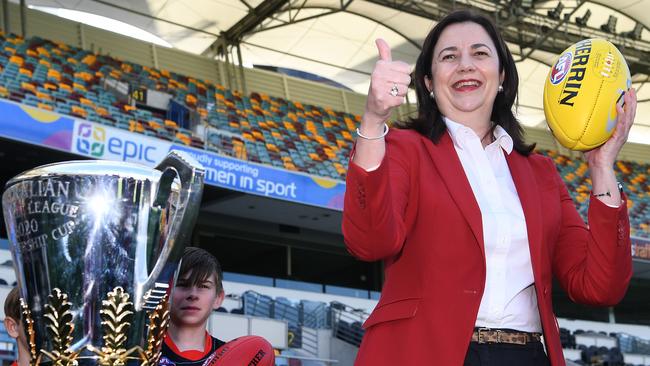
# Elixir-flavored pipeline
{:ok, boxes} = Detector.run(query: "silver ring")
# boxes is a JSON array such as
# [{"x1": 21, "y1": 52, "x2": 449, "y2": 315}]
[{"x1": 389, "y1": 83, "x2": 399, "y2": 97}]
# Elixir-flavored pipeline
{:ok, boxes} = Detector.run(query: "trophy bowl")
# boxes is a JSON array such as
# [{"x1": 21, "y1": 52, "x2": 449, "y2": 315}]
[{"x1": 2, "y1": 151, "x2": 205, "y2": 366}]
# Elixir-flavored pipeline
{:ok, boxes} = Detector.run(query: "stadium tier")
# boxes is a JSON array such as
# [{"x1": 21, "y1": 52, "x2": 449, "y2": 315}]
[
  {"x1": 0, "y1": 31, "x2": 648, "y2": 240},
  {"x1": 0, "y1": 34, "x2": 203, "y2": 147},
  {"x1": 0, "y1": 32, "x2": 355, "y2": 180}
]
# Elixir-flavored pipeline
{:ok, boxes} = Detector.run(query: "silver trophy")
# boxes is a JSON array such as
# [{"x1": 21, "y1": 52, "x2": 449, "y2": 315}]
[{"x1": 2, "y1": 150, "x2": 205, "y2": 366}]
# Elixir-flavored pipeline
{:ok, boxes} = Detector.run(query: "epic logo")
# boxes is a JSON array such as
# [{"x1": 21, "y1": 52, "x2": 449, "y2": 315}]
[
  {"x1": 76, "y1": 123, "x2": 105, "y2": 157},
  {"x1": 550, "y1": 52, "x2": 573, "y2": 85},
  {"x1": 76, "y1": 122, "x2": 158, "y2": 163}
]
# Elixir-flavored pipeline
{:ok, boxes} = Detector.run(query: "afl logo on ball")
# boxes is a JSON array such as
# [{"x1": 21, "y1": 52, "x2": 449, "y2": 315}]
[{"x1": 550, "y1": 52, "x2": 573, "y2": 85}]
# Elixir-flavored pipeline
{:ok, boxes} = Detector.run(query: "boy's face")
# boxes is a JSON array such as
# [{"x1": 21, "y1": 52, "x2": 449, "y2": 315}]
[{"x1": 171, "y1": 270, "x2": 224, "y2": 328}]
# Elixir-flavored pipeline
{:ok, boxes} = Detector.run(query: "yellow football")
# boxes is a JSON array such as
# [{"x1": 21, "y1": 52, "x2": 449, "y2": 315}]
[{"x1": 543, "y1": 38, "x2": 631, "y2": 151}]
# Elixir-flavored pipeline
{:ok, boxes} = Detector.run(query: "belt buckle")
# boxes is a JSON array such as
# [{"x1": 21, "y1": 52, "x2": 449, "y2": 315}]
[{"x1": 477, "y1": 327, "x2": 490, "y2": 344}]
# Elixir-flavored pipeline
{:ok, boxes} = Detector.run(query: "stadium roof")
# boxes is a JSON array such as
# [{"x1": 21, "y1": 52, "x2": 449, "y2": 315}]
[{"x1": 24, "y1": 0, "x2": 650, "y2": 145}]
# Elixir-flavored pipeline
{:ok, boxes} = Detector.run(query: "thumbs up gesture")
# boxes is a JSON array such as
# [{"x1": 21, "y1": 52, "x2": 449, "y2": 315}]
[{"x1": 364, "y1": 39, "x2": 412, "y2": 125}]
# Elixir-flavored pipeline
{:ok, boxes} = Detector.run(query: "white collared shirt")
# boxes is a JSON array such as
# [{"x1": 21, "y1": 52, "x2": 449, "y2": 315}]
[{"x1": 444, "y1": 117, "x2": 541, "y2": 333}]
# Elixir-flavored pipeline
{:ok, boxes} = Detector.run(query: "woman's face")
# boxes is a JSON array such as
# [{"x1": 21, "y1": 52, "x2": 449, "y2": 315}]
[{"x1": 427, "y1": 22, "x2": 504, "y2": 122}]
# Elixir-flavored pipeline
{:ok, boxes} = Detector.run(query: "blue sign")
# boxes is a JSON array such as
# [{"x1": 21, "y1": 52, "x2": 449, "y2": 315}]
[
  {"x1": 169, "y1": 145, "x2": 345, "y2": 210},
  {"x1": 0, "y1": 99, "x2": 345, "y2": 210},
  {"x1": 0, "y1": 100, "x2": 74, "y2": 150},
  {"x1": 71, "y1": 121, "x2": 172, "y2": 165}
]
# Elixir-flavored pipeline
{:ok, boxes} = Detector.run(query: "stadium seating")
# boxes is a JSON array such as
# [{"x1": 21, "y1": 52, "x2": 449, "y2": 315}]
[
  {"x1": 0, "y1": 31, "x2": 648, "y2": 239},
  {"x1": 205, "y1": 90, "x2": 356, "y2": 178},
  {"x1": 242, "y1": 290, "x2": 273, "y2": 318},
  {"x1": 538, "y1": 150, "x2": 650, "y2": 239},
  {"x1": 0, "y1": 32, "x2": 204, "y2": 147},
  {"x1": 235, "y1": 286, "x2": 650, "y2": 365},
  {"x1": 240, "y1": 291, "x2": 337, "y2": 349},
  {"x1": 301, "y1": 299, "x2": 330, "y2": 329},
  {"x1": 558, "y1": 327, "x2": 650, "y2": 366},
  {"x1": 0, "y1": 32, "x2": 358, "y2": 180},
  {"x1": 239, "y1": 291, "x2": 366, "y2": 348},
  {"x1": 274, "y1": 296, "x2": 301, "y2": 328},
  {"x1": 561, "y1": 327, "x2": 578, "y2": 349}
]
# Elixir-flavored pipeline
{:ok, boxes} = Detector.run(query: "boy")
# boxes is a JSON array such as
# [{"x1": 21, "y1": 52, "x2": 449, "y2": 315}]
[
  {"x1": 3, "y1": 287, "x2": 29, "y2": 366},
  {"x1": 160, "y1": 247, "x2": 226, "y2": 366}
]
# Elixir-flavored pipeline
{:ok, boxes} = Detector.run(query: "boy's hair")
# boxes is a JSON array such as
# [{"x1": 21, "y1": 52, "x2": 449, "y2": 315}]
[
  {"x1": 4, "y1": 287, "x2": 21, "y2": 320},
  {"x1": 178, "y1": 247, "x2": 223, "y2": 294}
]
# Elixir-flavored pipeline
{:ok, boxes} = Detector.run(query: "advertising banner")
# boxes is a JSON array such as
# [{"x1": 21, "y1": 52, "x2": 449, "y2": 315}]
[
  {"x1": 71, "y1": 120, "x2": 172, "y2": 166},
  {"x1": 170, "y1": 145, "x2": 344, "y2": 210},
  {"x1": 0, "y1": 99, "x2": 345, "y2": 210},
  {"x1": 0, "y1": 100, "x2": 75, "y2": 150}
]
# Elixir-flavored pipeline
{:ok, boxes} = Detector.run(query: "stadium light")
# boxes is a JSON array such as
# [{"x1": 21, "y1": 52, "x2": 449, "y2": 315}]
[
  {"x1": 547, "y1": 3, "x2": 564, "y2": 20},
  {"x1": 600, "y1": 15, "x2": 617, "y2": 33},
  {"x1": 575, "y1": 9, "x2": 591, "y2": 27},
  {"x1": 622, "y1": 23, "x2": 644, "y2": 40}
]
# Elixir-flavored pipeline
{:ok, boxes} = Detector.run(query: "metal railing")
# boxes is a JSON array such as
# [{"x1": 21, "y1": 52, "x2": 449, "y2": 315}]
[
  {"x1": 242, "y1": 290, "x2": 330, "y2": 355},
  {"x1": 330, "y1": 301, "x2": 368, "y2": 347},
  {"x1": 300, "y1": 326, "x2": 319, "y2": 356},
  {"x1": 302, "y1": 300, "x2": 330, "y2": 329}
]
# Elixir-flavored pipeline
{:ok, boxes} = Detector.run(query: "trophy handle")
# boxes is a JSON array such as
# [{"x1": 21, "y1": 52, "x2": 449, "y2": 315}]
[{"x1": 134, "y1": 150, "x2": 205, "y2": 310}]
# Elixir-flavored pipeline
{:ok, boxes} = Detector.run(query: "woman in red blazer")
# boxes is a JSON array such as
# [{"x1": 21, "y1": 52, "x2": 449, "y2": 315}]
[{"x1": 343, "y1": 10, "x2": 636, "y2": 366}]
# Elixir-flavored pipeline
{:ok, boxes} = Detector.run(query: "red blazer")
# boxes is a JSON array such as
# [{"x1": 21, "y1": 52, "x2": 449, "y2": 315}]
[{"x1": 342, "y1": 128, "x2": 632, "y2": 366}]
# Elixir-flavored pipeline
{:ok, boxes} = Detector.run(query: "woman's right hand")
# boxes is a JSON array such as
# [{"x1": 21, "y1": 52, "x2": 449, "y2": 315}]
[
  {"x1": 362, "y1": 38, "x2": 412, "y2": 131},
  {"x1": 352, "y1": 38, "x2": 411, "y2": 171},
  {"x1": 352, "y1": 39, "x2": 412, "y2": 171}
]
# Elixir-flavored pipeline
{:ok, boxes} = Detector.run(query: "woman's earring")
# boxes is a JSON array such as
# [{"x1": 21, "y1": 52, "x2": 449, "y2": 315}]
[
  {"x1": 498, "y1": 85, "x2": 504, "y2": 93},
  {"x1": 429, "y1": 90, "x2": 435, "y2": 100}
]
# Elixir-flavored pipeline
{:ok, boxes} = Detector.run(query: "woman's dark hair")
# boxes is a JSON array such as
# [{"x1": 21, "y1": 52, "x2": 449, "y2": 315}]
[
  {"x1": 397, "y1": 10, "x2": 535, "y2": 155},
  {"x1": 178, "y1": 247, "x2": 224, "y2": 294}
]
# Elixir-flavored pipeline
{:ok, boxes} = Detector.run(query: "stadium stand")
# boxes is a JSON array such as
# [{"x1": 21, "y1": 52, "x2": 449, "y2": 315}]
[
  {"x1": 0, "y1": 31, "x2": 648, "y2": 240},
  {"x1": 0, "y1": 32, "x2": 202, "y2": 146},
  {"x1": 225, "y1": 285, "x2": 650, "y2": 366},
  {"x1": 217, "y1": 270, "x2": 650, "y2": 365},
  {"x1": 558, "y1": 327, "x2": 650, "y2": 365},
  {"x1": 538, "y1": 150, "x2": 650, "y2": 239},
  {"x1": 0, "y1": 6, "x2": 649, "y2": 365},
  {"x1": 0, "y1": 32, "x2": 356, "y2": 180}
]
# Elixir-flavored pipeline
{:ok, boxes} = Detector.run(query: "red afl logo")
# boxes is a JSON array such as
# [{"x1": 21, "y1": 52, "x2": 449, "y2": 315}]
[{"x1": 550, "y1": 52, "x2": 573, "y2": 85}]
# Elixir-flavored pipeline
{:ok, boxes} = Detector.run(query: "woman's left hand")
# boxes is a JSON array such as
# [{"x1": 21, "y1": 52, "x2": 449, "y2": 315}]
[{"x1": 584, "y1": 88, "x2": 637, "y2": 169}]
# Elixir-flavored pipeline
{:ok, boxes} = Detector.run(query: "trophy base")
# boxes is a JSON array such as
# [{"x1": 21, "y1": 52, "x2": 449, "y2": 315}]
[{"x1": 21, "y1": 287, "x2": 170, "y2": 366}]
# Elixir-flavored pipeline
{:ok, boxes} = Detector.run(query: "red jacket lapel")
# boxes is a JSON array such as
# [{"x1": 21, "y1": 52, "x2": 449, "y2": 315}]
[
  {"x1": 422, "y1": 132, "x2": 485, "y2": 258},
  {"x1": 422, "y1": 133, "x2": 544, "y2": 273}
]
